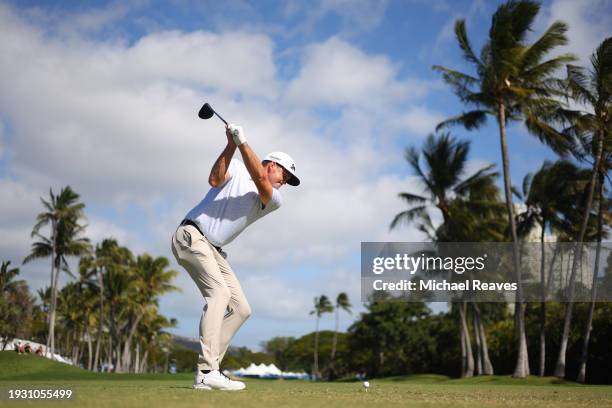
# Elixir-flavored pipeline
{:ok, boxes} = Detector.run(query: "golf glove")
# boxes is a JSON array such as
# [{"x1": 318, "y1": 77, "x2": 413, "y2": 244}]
[{"x1": 228, "y1": 124, "x2": 246, "y2": 146}]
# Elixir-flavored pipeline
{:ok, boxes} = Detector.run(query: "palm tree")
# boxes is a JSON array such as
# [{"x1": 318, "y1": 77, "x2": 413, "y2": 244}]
[
  {"x1": 89, "y1": 239, "x2": 122, "y2": 371},
  {"x1": 0, "y1": 261, "x2": 22, "y2": 295},
  {"x1": 103, "y1": 245, "x2": 133, "y2": 372},
  {"x1": 554, "y1": 37, "x2": 611, "y2": 379},
  {"x1": 330, "y1": 292, "x2": 352, "y2": 364},
  {"x1": 309, "y1": 295, "x2": 333, "y2": 379},
  {"x1": 136, "y1": 310, "x2": 177, "y2": 373},
  {"x1": 23, "y1": 186, "x2": 91, "y2": 359},
  {"x1": 576, "y1": 177, "x2": 610, "y2": 383},
  {"x1": 433, "y1": 0, "x2": 575, "y2": 377},
  {"x1": 120, "y1": 254, "x2": 179, "y2": 372},
  {"x1": 516, "y1": 160, "x2": 582, "y2": 376},
  {"x1": 390, "y1": 132, "x2": 502, "y2": 377},
  {"x1": 0, "y1": 261, "x2": 29, "y2": 349},
  {"x1": 390, "y1": 133, "x2": 499, "y2": 234},
  {"x1": 76, "y1": 257, "x2": 100, "y2": 370}
]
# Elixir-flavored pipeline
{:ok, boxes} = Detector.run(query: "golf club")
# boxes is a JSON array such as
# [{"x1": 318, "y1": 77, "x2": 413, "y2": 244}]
[{"x1": 198, "y1": 102, "x2": 228, "y2": 125}]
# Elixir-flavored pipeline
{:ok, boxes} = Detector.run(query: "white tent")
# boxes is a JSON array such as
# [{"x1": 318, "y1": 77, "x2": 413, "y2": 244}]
[{"x1": 232, "y1": 363, "x2": 309, "y2": 379}]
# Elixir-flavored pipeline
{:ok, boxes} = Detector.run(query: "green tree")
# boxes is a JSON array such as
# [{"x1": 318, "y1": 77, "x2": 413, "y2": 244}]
[
  {"x1": 75, "y1": 257, "x2": 99, "y2": 370},
  {"x1": 516, "y1": 160, "x2": 583, "y2": 376},
  {"x1": 135, "y1": 309, "x2": 177, "y2": 373},
  {"x1": 348, "y1": 292, "x2": 430, "y2": 377},
  {"x1": 88, "y1": 239, "x2": 126, "y2": 372},
  {"x1": 331, "y1": 293, "x2": 352, "y2": 363},
  {"x1": 433, "y1": 0, "x2": 575, "y2": 377},
  {"x1": 23, "y1": 186, "x2": 91, "y2": 359},
  {"x1": 260, "y1": 336, "x2": 296, "y2": 371},
  {"x1": 120, "y1": 254, "x2": 179, "y2": 372},
  {"x1": 390, "y1": 132, "x2": 501, "y2": 239},
  {"x1": 555, "y1": 37, "x2": 612, "y2": 380},
  {"x1": 0, "y1": 261, "x2": 35, "y2": 349},
  {"x1": 103, "y1": 244, "x2": 133, "y2": 372},
  {"x1": 309, "y1": 295, "x2": 333, "y2": 378},
  {"x1": 390, "y1": 132, "x2": 503, "y2": 377}
]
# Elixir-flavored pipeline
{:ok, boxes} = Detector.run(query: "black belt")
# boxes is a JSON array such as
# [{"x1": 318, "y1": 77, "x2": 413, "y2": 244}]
[{"x1": 179, "y1": 219, "x2": 226, "y2": 257}]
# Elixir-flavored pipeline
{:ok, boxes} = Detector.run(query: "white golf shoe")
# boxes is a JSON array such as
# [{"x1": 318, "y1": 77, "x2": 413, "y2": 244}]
[{"x1": 193, "y1": 370, "x2": 246, "y2": 391}]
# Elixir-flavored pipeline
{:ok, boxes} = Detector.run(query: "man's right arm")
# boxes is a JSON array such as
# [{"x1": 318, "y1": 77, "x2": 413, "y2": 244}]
[
  {"x1": 208, "y1": 130, "x2": 237, "y2": 187},
  {"x1": 227, "y1": 124, "x2": 273, "y2": 204}
]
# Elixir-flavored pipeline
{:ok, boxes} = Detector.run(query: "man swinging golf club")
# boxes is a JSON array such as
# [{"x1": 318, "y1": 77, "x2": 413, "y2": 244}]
[{"x1": 171, "y1": 123, "x2": 300, "y2": 390}]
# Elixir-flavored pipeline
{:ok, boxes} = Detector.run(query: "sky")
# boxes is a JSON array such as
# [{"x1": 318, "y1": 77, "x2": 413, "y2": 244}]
[{"x1": 0, "y1": 0, "x2": 610, "y2": 350}]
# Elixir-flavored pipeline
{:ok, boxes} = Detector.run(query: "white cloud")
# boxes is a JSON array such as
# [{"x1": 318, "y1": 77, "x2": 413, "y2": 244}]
[
  {"x1": 287, "y1": 37, "x2": 433, "y2": 108},
  {"x1": 0, "y1": 3, "x2": 278, "y2": 205},
  {"x1": 392, "y1": 106, "x2": 446, "y2": 136},
  {"x1": 540, "y1": 0, "x2": 611, "y2": 66},
  {"x1": 0, "y1": 2, "x2": 434, "y2": 343},
  {"x1": 285, "y1": 0, "x2": 389, "y2": 36},
  {"x1": 0, "y1": 179, "x2": 41, "y2": 228},
  {"x1": 86, "y1": 217, "x2": 131, "y2": 248}
]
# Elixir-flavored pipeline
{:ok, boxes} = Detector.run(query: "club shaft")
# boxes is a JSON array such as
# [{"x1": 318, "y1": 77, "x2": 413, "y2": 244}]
[{"x1": 213, "y1": 110, "x2": 228, "y2": 125}]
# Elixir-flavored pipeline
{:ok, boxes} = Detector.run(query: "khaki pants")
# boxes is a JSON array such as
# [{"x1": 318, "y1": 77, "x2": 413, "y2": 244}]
[{"x1": 171, "y1": 225, "x2": 251, "y2": 371}]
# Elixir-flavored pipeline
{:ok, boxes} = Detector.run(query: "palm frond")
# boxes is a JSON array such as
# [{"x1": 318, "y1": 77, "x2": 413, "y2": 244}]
[
  {"x1": 436, "y1": 110, "x2": 488, "y2": 131},
  {"x1": 432, "y1": 65, "x2": 479, "y2": 102},
  {"x1": 522, "y1": 54, "x2": 576, "y2": 82},
  {"x1": 566, "y1": 64, "x2": 597, "y2": 106},
  {"x1": 454, "y1": 19, "x2": 483, "y2": 69},
  {"x1": 522, "y1": 172, "x2": 533, "y2": 198},
  {"x1": 405, "y1": 147, "x2": 435, "y2": 194},
  {"x1": 389, "y1": 205, "x2": 428, "y2": 231},
  {"x1": 397, "y1": 192, "x2": 427, "y2": 205},
  {"x1": 590, "y1": 36, "x2": 612, "y2": 98},
  {"x1": 454, "y1": 163, "x2": 498, "y2": 197},
  {"x1": 521, "y1": 21, "x2": 570, "y2": 69},
  {"x1": 524, "y1": 113, "x2": 574, "y2": 156},
  {"x1": 507, "y1": 0, "x2": 540, "y2": 44}
]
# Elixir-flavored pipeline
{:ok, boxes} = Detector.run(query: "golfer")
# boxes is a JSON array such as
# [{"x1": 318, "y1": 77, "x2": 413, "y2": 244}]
[{"x1": 171, "y1": 124, "x2": 299, "y2": 390}]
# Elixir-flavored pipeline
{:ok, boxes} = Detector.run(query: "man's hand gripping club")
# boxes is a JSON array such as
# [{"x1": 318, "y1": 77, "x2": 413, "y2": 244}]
[{"x1": 226, "y1": 124, "x2": 273, "y2": 205}]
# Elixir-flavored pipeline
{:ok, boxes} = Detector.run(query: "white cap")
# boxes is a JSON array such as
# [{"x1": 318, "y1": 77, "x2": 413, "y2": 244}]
[{"x1": 263, "y1": 151, "x2": 300, "y2": 186}]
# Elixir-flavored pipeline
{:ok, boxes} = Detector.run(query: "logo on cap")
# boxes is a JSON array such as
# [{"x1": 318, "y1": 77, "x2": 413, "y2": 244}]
[{"x1": 290, "y1": 164, "x2": 296, "y2": 171}]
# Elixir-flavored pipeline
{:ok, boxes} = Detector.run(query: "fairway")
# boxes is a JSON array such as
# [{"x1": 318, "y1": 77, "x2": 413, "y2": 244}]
[{"x1": 1, "y1": 353, "x2": 611, "y2": 407}]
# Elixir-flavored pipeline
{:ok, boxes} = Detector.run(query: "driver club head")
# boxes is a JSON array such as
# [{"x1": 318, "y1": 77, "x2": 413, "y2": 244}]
[{"x1": 198, "y1": 103, "x2": 215, "y2": 120}]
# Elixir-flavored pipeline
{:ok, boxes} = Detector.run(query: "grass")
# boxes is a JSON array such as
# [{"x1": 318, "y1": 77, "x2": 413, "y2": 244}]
[{"x1": 1, "y1": 352, "x2": 611, "y2": 407}]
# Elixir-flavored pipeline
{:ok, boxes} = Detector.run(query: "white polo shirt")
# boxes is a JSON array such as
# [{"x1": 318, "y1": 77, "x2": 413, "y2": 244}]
[{"x1": 185, "y1": 159, "x2": 282, "y2": 247}]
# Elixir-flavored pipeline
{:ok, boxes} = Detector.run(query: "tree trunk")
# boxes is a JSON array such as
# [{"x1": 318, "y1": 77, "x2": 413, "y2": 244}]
[
  {"x1": 472, "y1": 309, "x2": 482, "y2": 375},
  {"x1": 577, "y1": 174, "x2": 604, "y2": 383},
  {"x1": 45, "y1": 220, "x2": 57, "y2": 359},
  {"x1": 122, "y1": 314, "x2": 142, "y2": 372},
  {"x1": 473, "y1": 303, "x2": 493, "y2": 375},
  {"x1": 115, "y1": 341, "x2": 123, "y2": 373},
  {"x1": 539, "y1": 223, "x2": 547, "y2": 376},
  {"x1": 497, "y1": 101, "x2": 529, "y2": 378},
  {"x1": 49, "y1": 257, "x2": 61, "y2": 359},
  {"x1": 554, "y1": 128, "x2": 604, "y2": 378},
  {"x1": 94, "y1": 269, "x2": 104, "y2": 372},
  {"x1": 45, "y1": 259, "x2": 53, "y2": 354},
  {"x1": 460, "y1": 306, "x2": 466, "y2": 375},
  {"x1": 331, "y1": 308, "x2": 339, "y2": 361},
  {"x1": 107, "y1": 328, "x2": 113, "y2": 372},
  {"x1": 140, "y1": 349, "x2": 149, "y2": 373},
  {"x1": 86, "y1": 326, "x2": 93, "y2": 371},
  {"x1": 313, "y1": 318, "x2": 320, "y2": 379},
  {"x1": 459, "y1": 301, "x2": 474, "y2": 378},
  {"x1": 135, "y1": 342, "x2": 140, "y2": 374}
]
